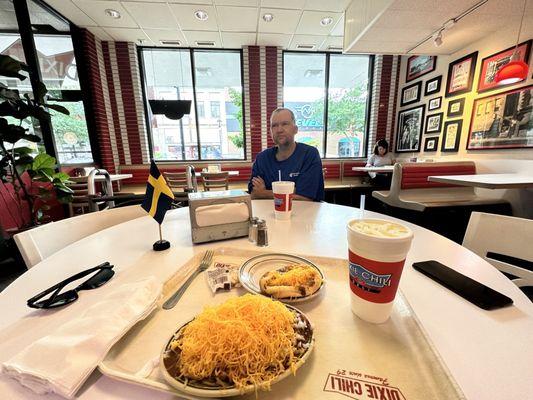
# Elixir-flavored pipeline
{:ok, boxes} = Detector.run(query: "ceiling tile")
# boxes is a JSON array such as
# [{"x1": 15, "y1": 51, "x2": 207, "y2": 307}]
[
  {"x1": 256, "y1": 33, "x2": 291, "y2": 47},
  {"x1": 260, "y1": 0, "x2": 305, "y2": 9},
  {"x1": 295, "y1": 10, "x2": 342, "y2": 35},
  {"x1": 330, "y1": 15, "x2": 343, "y2": 36},
  {"x1": 364, "y1": 27, "x2": 433, "y2": 42},
  {"x1": 388, "y1": 0, "x2": 480, "y2": 12},
  {"x1": 104, "y1": 27, "x2": 150, "y2": 43},
  {"x1": 169, "y1": 4, "x2": 219, "y2": 31},
  {"x1": 304, "y1": 0, "x2": 351, "y2": 12},
  {"x1": 167, "y1": 0, "x2": 213, "y2": 3},
  {"x1": 258, "y1": 8, "x2": 301, "y2": 33},
  {"x1": 144, "y1": 29, "x2": 188, "y2": 46},
  {"x1": 44, "y1": 0, "x2": 97, "y2": 26},
  {"x1": 122, "y1": 2, "x2": 177, "y2": 30},
  {"x1": 221, "y1": 32, "x2": 256, "y2": 48},
  {"x1": 288, "y1": 34, "x2": 326, "y2": 50},
  {"x1": 72, "y1": 0, "x2": 138, "y2": 28},
  {"x1": 346, "y1": 40, "x2": 413, "y2": 54},
  {"x1": 86, "y1": 27, "x2": 113, "y2": 41},
  {"x1": 319, "y1": 35, "x2": 343, "y2": 50},
  {"x1": 214, "y1": 0, "x2": 259, "y2": 5},
  {"x1": 216, "y1": 6, "x2": 258, "y2": 32},
  {"x1": 182, "y1": 30, "x2": 222, "y2": 47}
]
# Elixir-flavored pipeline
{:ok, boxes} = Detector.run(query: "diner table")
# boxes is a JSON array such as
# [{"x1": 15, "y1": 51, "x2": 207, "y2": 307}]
[
  {"x1": 352, "y1": 166, "x2": 395, "y2": 173},
  {"x1": 427, "y1": 173, "x2": 533, "y2": 189},
  {"x1": 69, "y1": 174, "x2": 133, "y2": 183},
  {"x1": 0, "y1": 201, "x2": 531, "y2": 400},
  {"x1": 195, "y1": 171, "x2": 239, "y2": 177}
]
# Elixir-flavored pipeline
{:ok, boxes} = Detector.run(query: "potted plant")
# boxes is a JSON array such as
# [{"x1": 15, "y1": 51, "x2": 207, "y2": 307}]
[{"x1": 0, "y1": 54, "x2": 74, "y2": 232}]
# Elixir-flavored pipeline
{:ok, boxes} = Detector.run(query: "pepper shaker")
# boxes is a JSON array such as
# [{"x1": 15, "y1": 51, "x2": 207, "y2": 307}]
[
  {"x1": 256, "y1": 220, "x2": 268, "y2": 247},
  {"x1": 248, "y1": 217, "x2": 259, "y2": 243}
]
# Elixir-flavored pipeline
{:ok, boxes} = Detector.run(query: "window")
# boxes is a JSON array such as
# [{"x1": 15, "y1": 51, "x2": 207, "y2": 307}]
[
  {"x1": 284, "y1": 52, "x2": 372, "y2": 158},
  {"x1": 140, "y1": 48, "x2": 244, "y2": 161}
]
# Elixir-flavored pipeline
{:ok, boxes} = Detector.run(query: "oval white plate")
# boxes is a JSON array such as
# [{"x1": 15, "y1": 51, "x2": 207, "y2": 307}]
[
  {"x1": 239, "y1": 253, "x2": 325, "y2": 303},
  {"x1": 159, "y1": 304, "x2": 315, "y2": 398}
]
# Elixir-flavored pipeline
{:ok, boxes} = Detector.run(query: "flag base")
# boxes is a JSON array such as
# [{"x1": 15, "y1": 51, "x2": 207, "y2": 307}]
[{"x1": 153, "y1": 240, "x2": 170, "y2": 251}]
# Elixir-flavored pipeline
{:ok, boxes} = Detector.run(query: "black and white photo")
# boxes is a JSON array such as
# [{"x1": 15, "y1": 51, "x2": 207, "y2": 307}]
[
  {"x1": 425, "y1": 113, "x2": 443, "y2": 134},
  {"x1": 424, "y1": 137, "x2": 439, "y2": 151},
  {"x1": 428, "y1": 96, "x2": 442, "y2": 111},
  {"x1": 396, "y1": 105, "x2": 424, "y2": 153},
  {"x1": 401, "y1": 81, "x2": 422, "y2": 106},
  {"x1": 424, "y1": 76, "x2": 442, "y2": 96}
]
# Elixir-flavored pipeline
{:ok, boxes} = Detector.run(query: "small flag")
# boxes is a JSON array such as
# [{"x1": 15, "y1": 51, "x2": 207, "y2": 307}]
[{"x1": 141, "y1": 160, "x2": 175, "y2": 224}]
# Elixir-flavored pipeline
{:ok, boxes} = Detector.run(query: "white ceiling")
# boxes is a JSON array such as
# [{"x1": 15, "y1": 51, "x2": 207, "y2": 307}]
[
  {"x1": 42, "y1": 0, "x2": 350, "y2": 51},
  {"x1": 42, "y1": 0, "x2": 533, "y2": 54}
]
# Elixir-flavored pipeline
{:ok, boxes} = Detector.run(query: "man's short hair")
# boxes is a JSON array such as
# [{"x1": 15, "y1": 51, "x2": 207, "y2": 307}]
[{"x1": 271, "y1": 107, "x2": 296, "y2": 124}]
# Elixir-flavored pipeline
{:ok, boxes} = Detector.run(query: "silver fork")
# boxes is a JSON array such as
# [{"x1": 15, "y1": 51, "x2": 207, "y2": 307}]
[{"x1": 162, "y1": 250, "x2": 214, "y2": 310}]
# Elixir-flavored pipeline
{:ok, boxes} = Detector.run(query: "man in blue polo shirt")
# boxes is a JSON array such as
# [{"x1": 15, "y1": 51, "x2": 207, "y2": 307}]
[{"x1": 248, "y1": 108, "x2": 324, "y2": 201}]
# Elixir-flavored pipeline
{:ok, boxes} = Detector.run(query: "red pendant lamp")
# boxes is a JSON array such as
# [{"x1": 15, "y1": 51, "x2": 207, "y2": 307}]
[{"x1": 495, "y1": 0, "x2": 529, "y2": 85}]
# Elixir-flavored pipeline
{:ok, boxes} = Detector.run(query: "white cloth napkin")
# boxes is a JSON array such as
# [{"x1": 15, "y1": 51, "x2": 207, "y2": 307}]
[
  {"x1": 2, "y1": 277, "x2": 162, "y2": 399},
  {"x1": 195, "y1": 203, "x2": 249, "y2": 227}
]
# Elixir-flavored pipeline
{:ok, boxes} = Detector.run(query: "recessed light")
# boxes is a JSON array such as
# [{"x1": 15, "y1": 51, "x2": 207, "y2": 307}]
[
  {"x1": 320, "y1": 17, "x2": 333, "y2": 26},
  {"x1": 105, "y1": 9, "x2": 121, "y2": 19},
  {"x1": 194, "y1": 10, "x2": 209, "y2": 21},
  {"x1": 262, "y1": 13, "x2": 274, "y2": 22}
]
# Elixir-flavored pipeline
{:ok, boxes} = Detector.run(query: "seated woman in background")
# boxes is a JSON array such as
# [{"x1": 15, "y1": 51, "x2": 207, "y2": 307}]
[{"x1": 366, "y1": 139, "x2": 394, "y2": 186}]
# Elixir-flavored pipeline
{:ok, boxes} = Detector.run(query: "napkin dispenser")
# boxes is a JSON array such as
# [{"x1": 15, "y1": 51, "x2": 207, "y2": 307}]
[{"x1": 188, "y1": 190, "x2": 251, "y2": 244}]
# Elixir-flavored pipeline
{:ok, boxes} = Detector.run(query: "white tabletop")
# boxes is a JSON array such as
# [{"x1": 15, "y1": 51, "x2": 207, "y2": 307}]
[
  {"x1": 70, "y1": 174, "x2": 133, "y2": 183},
  {"x1": 427, "y1": 173, "x2": 533, "y2": 189},
  {"x1": 352, "y1": 166, "x2": 394, "y2": 173},
  {"x1": 0, "y1": 201, "x2": 531, "y2": 400},
  {"x1": 195, "y1": 171, "x2": 239, "y2": 177}
]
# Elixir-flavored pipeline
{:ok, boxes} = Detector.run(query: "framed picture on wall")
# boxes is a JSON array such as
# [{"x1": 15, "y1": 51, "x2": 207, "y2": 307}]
[
  {"x1": 406, "y1": 55, "x2": 437, "y2": 82},
  {"x1": 477, "y1": 40, "x2": 531, "y2": 93},
  {"x1": 428, "y1": 96, "x2": 442, "y2": 111},
  {"x1": 447, "y1": 97, "x2": 465, "y2": 117},
  {"x1": 401, "y1": 81, "x2": 422, "y2": 106},
  {"x1": 441, "y1": 120, "x2": 462, "y2": 152},
  {"x1": 424, "y1": 76, "x2": 442, "y2": 95},
  {"x1": 396, "y1": 105, "x2": 424, "y2": 153},
  {"x1": 424, "y1": 136, "x2": 439, "y2": 152},
  {"x1": 467, "y1": 85, "x2": 533, "y2": 150},
  {"x1": 445, "y1": 52, "x2": 478, "y2": 97},
  {"x1": 425, "y1": 112, "x2": 443, "y2": 134}
]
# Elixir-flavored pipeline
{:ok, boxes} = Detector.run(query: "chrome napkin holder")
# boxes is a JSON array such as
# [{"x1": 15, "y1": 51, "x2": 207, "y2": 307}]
[{"x1": 188, "y1": 190, "x2": 252, "y2": 244}]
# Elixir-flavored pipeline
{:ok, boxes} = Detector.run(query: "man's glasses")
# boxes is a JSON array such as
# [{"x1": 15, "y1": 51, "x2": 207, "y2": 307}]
[{"x1": 27, "y1": 262, "x2": 115, "y2": 309}]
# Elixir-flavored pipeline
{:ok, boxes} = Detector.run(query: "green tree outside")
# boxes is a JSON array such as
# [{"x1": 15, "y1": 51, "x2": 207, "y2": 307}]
[{"x1": 228, "y1": 87, "x2": 244, "y2": 149}]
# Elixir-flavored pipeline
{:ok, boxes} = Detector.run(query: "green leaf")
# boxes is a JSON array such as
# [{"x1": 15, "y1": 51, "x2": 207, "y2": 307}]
[
  {"x1": 52, "y1": 172, "x2": 71, "y2": 182},
  {"x1": 0, "y1": 87, "x2": 20, "y2": 101},
  {"x1": 34, "y1": 81, "x2": 48, "y2": 103},
  {"x1": 32, "y1": 153, "x2": 56, "y2": 170},
  {"x1": 13, "y1": 146, "x2": 34, "y2": 155},
  {"x1": 46, "y1": 103, "x2": 70, "y2": 115},
  {"x1": 54, "y1": 182, "x2": 74, "y2": 194},
  {"x1": 0, "y1": 55, "x2": 27, "y2": 80},
  {"x1": 0, "y1": 124, "x2": 29, "y2": 144}
]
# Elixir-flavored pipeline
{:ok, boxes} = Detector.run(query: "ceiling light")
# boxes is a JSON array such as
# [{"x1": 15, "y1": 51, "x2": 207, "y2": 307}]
[
  {"x1": 320, "y1": 17, "x2": 333, "y2": 26},
  {"x1": 105, "y1": 9, "x2": 121, "y2": 19},
  {"x1": 495, "y1": 0, "x2": 529, "y2": 85},
  {"x1": 262, "y1": 13, "x2": 274, "y2": 22},
  {"x1": 433, "y1": 31, "x2": 443, "y2": 47},
  {"x1": 194, "y1": 10, "x2": 209, "y2": 21}
]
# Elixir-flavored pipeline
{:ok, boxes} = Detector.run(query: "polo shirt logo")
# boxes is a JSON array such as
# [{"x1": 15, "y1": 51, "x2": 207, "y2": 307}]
[{"x1": 289, "y1": 172, "x2": 300, "y2": 177}]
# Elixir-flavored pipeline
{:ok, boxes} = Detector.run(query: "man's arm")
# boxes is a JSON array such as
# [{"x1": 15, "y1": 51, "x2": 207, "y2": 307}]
[{"x1": 250, "y1": 176, "x2": 273, "y2": 199}]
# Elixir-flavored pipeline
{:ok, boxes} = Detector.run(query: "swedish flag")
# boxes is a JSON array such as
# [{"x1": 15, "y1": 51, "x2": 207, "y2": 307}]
[{"x1": 141, "y1": 160, "x2": 175, "y2": 224}]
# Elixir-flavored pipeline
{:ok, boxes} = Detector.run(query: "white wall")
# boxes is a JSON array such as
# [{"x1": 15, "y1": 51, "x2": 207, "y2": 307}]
[{"x1": 394, "y1": 25, "x2": 533, "y2": 217}]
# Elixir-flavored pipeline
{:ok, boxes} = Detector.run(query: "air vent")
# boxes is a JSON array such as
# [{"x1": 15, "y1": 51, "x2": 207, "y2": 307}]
[
  {"x1": 195, "y1": 40, "x2": 215, "y2": 46},
  {"x1": 160, "y1": 40, "x2": 181, "y2": 46},
  {"x1": 327, "y1": 46, "x2": 343, "y2": 51},
  {"x1": 296, "y1": 44, "x2": 315, "y2": 50}
]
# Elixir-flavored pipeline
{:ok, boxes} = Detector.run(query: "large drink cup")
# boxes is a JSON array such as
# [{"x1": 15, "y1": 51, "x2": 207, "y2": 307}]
[
  {"x1": 347, "y1": 219, "x2": 414, "y2": 324},
  {"x1": 272, "y1": 181, "x2": 295, "y2": 220}
]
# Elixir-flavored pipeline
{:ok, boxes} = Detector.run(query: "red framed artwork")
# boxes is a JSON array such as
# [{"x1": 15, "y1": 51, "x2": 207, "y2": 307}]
[
  {"x1": 477, "y1": 40, "x2": 531, "y2": 93},
  {"x1": 406, "y1": 55, "x2": 437, "y2": 82}
]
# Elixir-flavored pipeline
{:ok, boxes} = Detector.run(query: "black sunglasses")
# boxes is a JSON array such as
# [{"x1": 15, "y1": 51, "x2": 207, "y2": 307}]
[{"x1": 27, "y1": 262, "x2": 115, "y2": 309}]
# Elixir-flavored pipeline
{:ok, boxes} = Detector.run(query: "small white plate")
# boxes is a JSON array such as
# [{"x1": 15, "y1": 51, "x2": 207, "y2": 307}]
[
  {"x1": 159, "y1": 304, "x2": 314, "y2": 398},
  {"x1": 239, "y1": 253, "x2": 325, "y2": 303}
]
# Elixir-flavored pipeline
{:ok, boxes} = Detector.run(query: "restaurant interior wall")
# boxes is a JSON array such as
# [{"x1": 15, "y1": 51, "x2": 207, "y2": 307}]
[{"x1": 394, "y1": 25, "x2": 533, "y2": 218}]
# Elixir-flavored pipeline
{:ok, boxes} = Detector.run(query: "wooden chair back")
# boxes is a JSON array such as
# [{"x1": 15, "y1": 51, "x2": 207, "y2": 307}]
[
  {"x1": 163, "y1": 172, "x2": 188, "y2": 191},
  {"x1": 201, "y1": 172, "x2": 229, "y2": 191},
  {"x1": 66, "y1": 179, "x2": 91, "y2": 217}
]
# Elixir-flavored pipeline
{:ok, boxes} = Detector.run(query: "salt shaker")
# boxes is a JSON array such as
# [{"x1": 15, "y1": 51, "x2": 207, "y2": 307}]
[
  {"x1": 256, "y1": 220, "x2": 268, "y2": 247},
  {"x1": 248, "y1": 217, "x2": 259, "y2": 243}
]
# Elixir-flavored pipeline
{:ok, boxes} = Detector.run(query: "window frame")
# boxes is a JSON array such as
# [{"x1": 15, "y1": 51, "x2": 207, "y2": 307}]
[
  {"x1": 282, "y1": 50, "x2": 374, "y2": 160},
  {"x1": 138, "y1": 46, "x2": 247, "y2": 162}
]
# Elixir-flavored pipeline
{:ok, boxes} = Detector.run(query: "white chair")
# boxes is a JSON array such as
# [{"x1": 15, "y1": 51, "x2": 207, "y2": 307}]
[
  {"x1": 13, "y1": 205, "x2": 146, "y2": 269},
  {"x1": 463, "y1": 212, "x2": 533, "y2": 289}
]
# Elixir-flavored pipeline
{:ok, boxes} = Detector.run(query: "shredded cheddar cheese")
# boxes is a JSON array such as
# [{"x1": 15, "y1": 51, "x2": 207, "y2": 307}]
[
  {"x1": 265, "y1": 264, "x2": 320, "y2": 287},
  {"x1": 170, "y1": 294, "x2": 297, "y2": 390}
]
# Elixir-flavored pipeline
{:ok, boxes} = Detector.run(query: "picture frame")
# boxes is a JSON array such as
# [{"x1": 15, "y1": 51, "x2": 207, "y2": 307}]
[
  {"x1": 401, "y1": 81, "x2": 422, "y2": 106},
  {"x1": 445, "y1": 51, "x2": 478, "y2": 97},
  {"x1": 423, "y1": 136, "x2": 439, "y2": 152},
  {"x1": 395, "y1": 105, "x2": 424, "y2": 153},
  {"x1": 467, "y1": 85, "x2": 533, "y2": 150},
  {"x1": 424, "y1": 76, "x2": 442, "y2": 96},
  {"x1": 425, "y1": 112, "x2": 443, "y2": 134},
  {"x1": 447, "y1": 97, "x2": 465, "y2": 117},
  {"x1": 428, "y1": 96, "x2": 442, "y2": 111},
  {"x1": 406, "y1": 55, "x2": 437, "y2": 82},
  {"x1": 441, "y1": 120, "x2": 462, "y2": 152},
  {"x1": 477, "y1": 40, "x2": 531, "y2": 93}
]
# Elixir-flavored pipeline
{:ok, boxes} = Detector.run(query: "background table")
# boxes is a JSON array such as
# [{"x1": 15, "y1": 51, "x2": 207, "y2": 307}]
[
  {"x1": 195, "y1": 171, "x2": 239, "y2": 177},
  {"x1": 0, "y1": 201, "x2": 531, "y2": 400},
  {"x1": 69, "y1": 174, "x2": 133, "y2": 183},
  {"x1": 352, "y1": 166, "x2": 394, "y2": 173},
  {"x1": 427, "y1": 173, "x2": 533, "y2": 189}
]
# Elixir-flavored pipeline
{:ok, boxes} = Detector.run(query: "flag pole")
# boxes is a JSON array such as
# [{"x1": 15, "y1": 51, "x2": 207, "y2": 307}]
[
  {"x1": 153, "y1": 223, "x2": 170, "y2": 251},
  {"x1": 158, "y1": 224, "x2": 163, "y2": 242}
]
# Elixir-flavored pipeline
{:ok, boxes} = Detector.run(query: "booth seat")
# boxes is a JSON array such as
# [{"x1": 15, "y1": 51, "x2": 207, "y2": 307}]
[{"x1": 372, "y1": 162, "x2": 509, "y2": 212}]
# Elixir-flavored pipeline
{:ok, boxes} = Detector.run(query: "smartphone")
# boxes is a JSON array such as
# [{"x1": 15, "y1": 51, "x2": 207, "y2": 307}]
[{"x1": 412, "y1": 260, "x2": 513, "y2": 310}]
